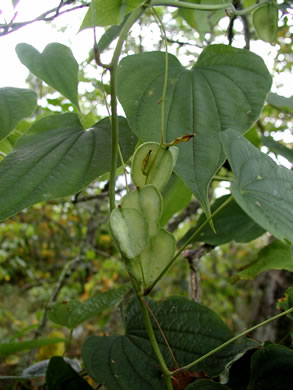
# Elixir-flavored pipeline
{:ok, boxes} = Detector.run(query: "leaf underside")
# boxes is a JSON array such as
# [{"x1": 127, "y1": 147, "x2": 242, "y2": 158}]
[
  {"x1": 117, "y1": 45, "x2": 272, "y2": 217},
  {"x1": 220, "y1": 129, "x2": 293, "y2": 243},
  {"x1": 80, "y1": 0, "x2": 143, "y2": 29},
  {"x1": 0, "y1": 114, "x2": 137, "y2": 221},
  {"x1": 82, "y1": 297, "x2": 257, "y2": 390},
  {"x1": 0, "y1": 87, "x2": 37, "y2": 142},
  {"x1": 16, "y1": 43, "x2": 80, "y2": 109}
]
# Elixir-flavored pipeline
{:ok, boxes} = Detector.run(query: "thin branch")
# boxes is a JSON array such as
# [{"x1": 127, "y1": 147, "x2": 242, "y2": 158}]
[
  {"x1": 228, "y1": 0, "x2": 251, "y2": 49},
  {"x1": 0, "y1": 2, "x2": 90, "y2": 36},
  {"x1": 166, "y1": 37, "x2": 203, "y2": 48},
  {"x1": 72, "y1": 192, "x2": 109, "y2": 204},
  {"x1": 31, "y1": 197, "x2": 103, "y2": 353},
  {"x1": 183, "y1": 245, "x2": 213, "y2": 302},
  {"x1": 227, "y1": 16, "x2": 236, "y2": 46},
  {"x1": 166, "y1": 200, "x2": 201, "y2": 233},
  {"x1": 241, "y1": 13, "x2": 251, "y2": 50},
  {"x1": 41, "y1": 213, "x2": 75, "y2": 242},
  {"x1": 33, "y1": 255, "x2": 83, "y2": 340}
]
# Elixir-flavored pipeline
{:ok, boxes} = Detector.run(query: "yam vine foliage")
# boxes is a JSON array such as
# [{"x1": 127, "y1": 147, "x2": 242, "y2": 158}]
[{"x1": 0, "y1": 0, "x2": 293, "y2": 389}]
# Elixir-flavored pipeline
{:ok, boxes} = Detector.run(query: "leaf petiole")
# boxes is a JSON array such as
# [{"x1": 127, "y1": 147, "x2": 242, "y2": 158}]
[
  {"x1": 148, "y1": 0, "x2": 271, "y2": 17},
  {"x1": 151, "y1": 8, "x2": 169, "y2": 145},
  {"x1": 170, "y1": 306, "x2": 293, "y2": 375}
]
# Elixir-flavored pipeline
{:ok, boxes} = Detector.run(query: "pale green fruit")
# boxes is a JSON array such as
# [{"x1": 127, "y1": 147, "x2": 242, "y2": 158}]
[
  {"x1": 121, "y1": 185, "x2": 162, "y2": 237},
  {"x1": 131, "y1": 142, "x2": 178, "y2": 192},
  {"x1": 133, "y1": 228, "x2": 176, "y2": 291},
  {"x1": 109, "y1": 208, "x2": 148, "y2": 259},
  {"x1": 253, "y1": 3, "x2": 278, "y2": 43}
]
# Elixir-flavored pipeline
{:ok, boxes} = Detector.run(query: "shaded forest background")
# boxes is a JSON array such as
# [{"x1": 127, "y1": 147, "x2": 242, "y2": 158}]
[{"x1": 0, "y1": 1, "x2": 292, "y2": 388}]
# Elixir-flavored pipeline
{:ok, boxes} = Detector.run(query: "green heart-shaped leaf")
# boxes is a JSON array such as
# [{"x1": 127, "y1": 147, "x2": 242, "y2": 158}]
[
  {"x1": 48, "y1": 284, "x2": 131, "y2": 329},
  {"x1": 83, "y1": 333, "x2": 165, "y2": 389},
  {"x1": 0, "y1": 87, "x2": 37, "y2": 142},
  {"x1": 110, "y1": 208, "x2": 148, "y2": 259},
  {"x1": 80, "y1": 0, "x2": 143, "y2": 30},
  {"x1": 82, "y1": 297, "x2": 257, "y2": 390},
  {"x1": 0, "y1": 114, "x2": 137, "y2": 221},
  {"x1": 220, "y1": 129, "x2": 293, "y2": 243},
  {"x1": 121, "y1": 185, "x2": 162, "y2": 237},
  {"x1": 117, "y1": 45, "x2": 272, "y2": 217},
  {"x1": 16, "y1": 43, "x2": 79, "y2": 109}
]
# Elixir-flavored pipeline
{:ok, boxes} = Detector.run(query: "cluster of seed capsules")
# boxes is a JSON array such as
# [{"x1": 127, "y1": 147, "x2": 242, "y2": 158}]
[{"x1": 110, "y1": 142, "x2": 178, "y2": 294}]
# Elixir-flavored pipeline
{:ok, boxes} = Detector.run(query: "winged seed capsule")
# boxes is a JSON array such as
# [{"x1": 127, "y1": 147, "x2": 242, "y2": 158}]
[
  {"x1": 120, "y1": 185, "x2": 162, "y2": 237},
  {"x1": 109, "y1": 208, "x2": 148, "y2": 259},
  {"x1": 131, "y1": 142, "x2": 178, "y2": 192},
  {"x1": 252, "y1": 3, "x2": 278, "y2": 43}
]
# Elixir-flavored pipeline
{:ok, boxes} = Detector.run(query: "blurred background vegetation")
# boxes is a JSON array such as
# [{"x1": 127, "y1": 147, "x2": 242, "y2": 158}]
[{"x1": 0, "y1": 1, "x2": 292, "y2": 388}]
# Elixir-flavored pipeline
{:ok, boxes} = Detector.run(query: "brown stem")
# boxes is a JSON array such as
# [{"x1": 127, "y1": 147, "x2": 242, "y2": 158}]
[
  {"x1": 0, "y1": 2, "x2": 89, "y2": 36},
  {"x1": 183, "y1": 245, "x2": 213, "y2": 302}
]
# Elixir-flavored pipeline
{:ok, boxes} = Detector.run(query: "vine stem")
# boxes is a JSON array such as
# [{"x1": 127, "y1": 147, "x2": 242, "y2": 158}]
[
  {"x1": 109, "y1": 8, "x2": 174, "y2": 387},
  {"x1": 137, "y1": 295, "x2": 173, "y2": 388},
  {"x1": 146, "y1": 195, "x2": 233, "y2": 294},
  {"x1": 152, "y1": 9, "x2": 169, "y2": 145},
  {"x1": 109, "y1": 66, "x2": 119, "y2": 212},
  {"x1": 149, "y1": 0, "x2": 233, "y2": 11},
  {"x1": 127, "y1": 265, "x2": 174, "y2": 389},
  {"x1": 148, "y1": 0, "x2": 271, "y2": 16},
  {"x1": 108, "y1": 5, "x2": 145, "y2": 211},
  {"x1": 143, "y1": 297, "x2": 179, "y2": 369},
  {"x1": 170, "y1": 306, "x2": 293, "y2": 375},
  {"x1": 99, "y1": 71, "x2": 129, "y2": 193}
]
